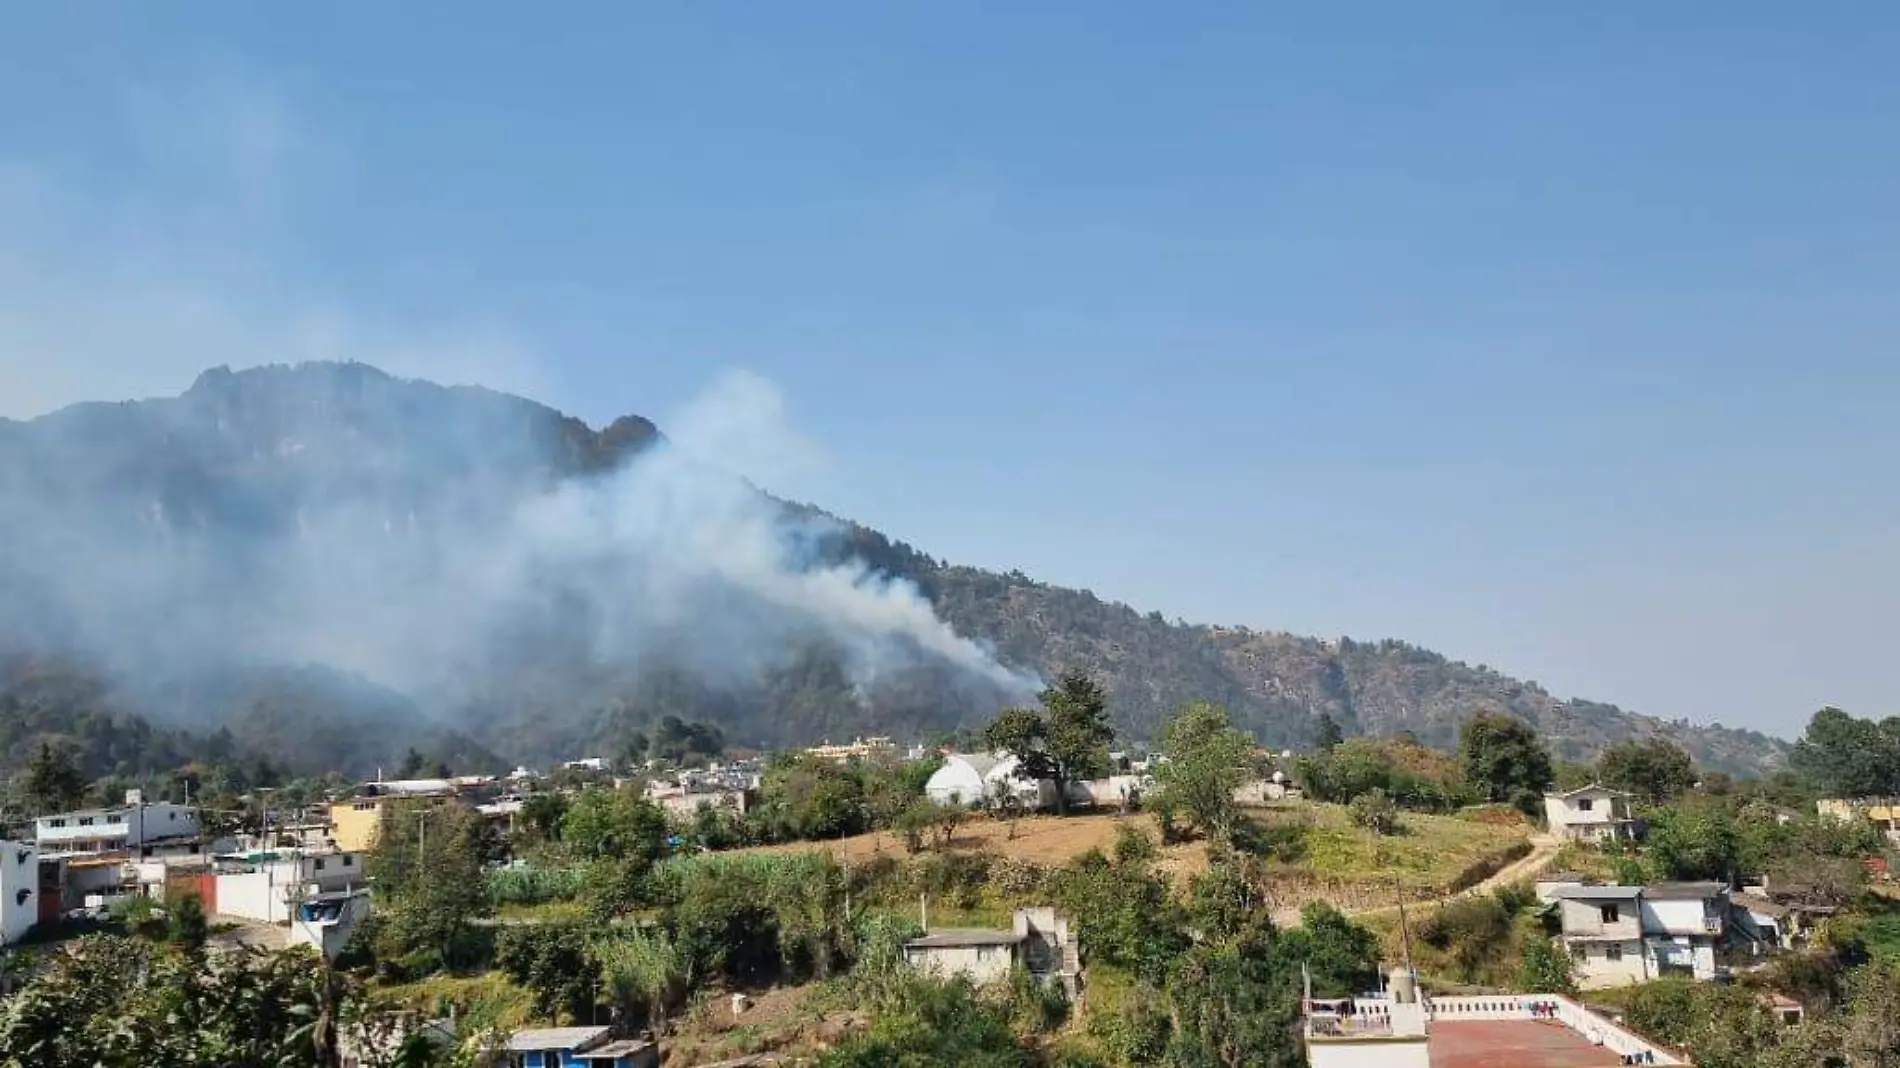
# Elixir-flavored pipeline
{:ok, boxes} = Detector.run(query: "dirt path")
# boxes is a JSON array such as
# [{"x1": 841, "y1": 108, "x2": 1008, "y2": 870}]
[{"x1": 1271, "y1": 833, "x2": 1562, "y2": 929}]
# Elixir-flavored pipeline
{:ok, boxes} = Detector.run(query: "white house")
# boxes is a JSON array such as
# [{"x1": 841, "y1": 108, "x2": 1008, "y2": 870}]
[
  {"x1": 290, "y1": 889, "x2": 372, "y2": 960},
  {"x1": 213, "y1": 851, "x2": 368, "y2": 924},
  {"x1": 1555, "y1": 882, "x2": 1734, "y2": 987},
  {"x1": 904, "y1": 907, "x2": 1081, "y2": 995},
  {"x1": 0, "y1": 839, "x2": 41, "y2": 945},
  {"x1": 35, "y1": 793, "x2": 201, "y2": 855},
  {"x1": 1729, "y1": 889, "x2": 1794, "y2": 952},
  {"x1": 1639, "y1": 882, "x2": 1729, "y2": 980},
  {"x1": 1542, "y1": 785, "x2": 1637, "y2": 844}
]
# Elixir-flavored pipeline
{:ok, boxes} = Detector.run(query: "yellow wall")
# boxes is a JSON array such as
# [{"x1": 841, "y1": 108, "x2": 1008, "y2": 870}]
[
  {"x1": 1819, "y1": 798, "x2": 1900, "y2": 824},
  {"x1": 329, "y1": 799, "x2": 387, "y2": 853}
]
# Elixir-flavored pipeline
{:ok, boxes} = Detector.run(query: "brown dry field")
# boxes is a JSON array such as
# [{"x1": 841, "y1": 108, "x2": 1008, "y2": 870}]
[{"x1": 747, "y1": 810, "x2": 1214, "y2": 877}]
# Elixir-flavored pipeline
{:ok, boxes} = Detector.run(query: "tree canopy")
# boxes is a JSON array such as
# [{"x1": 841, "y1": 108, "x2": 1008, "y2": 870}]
[
  {"x1": 1597, "y1": 737, "x2": 1697, "y2": 805},
  {"x1": 1458, "y1": 712, "x2": 1553, "y2": 810},
  {"x1": 985, "y1": 672, "x2": 1115, "y2": 815},
  {"x1": 1154, "y1": 702, "x2": 1256, "y2": 841},
  {"x1": 1790, "y1": 706, "x2": 1900, "y2": 798}
]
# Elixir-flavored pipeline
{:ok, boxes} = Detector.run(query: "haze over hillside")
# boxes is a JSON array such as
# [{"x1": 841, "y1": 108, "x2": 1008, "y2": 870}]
[{"x1": 0, "y1": 362, "x2": 1787, "y2": 777}]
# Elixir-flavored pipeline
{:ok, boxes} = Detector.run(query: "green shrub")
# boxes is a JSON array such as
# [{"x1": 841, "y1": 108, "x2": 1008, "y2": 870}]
[{"x1": 1348, "y1": 789, "x2": 1401, "y2": 835}]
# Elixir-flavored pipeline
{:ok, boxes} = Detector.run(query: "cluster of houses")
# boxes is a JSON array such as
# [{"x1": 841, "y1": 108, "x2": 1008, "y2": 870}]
[
  {"x1": 922, "y1": 749, "x2": 1300, "y2": 813},
  {"x1": 0, "y1": 788, "x2": 375, "y2": 957},
  {"x1": 20, "y1": 743, "x2": 1891, "y2": 1066},
  {"x1": 1535, "y1": 783, "x2": 1868, "y2": 991},
  {"x1": 0, "y1": 753, "x2": 778, "y2": 956}
]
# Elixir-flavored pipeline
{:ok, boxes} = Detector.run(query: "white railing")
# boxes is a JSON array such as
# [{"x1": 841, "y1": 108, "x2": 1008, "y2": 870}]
[{"x1": 1427, "y1": 994, "x2": 1688, "y2": 1064}]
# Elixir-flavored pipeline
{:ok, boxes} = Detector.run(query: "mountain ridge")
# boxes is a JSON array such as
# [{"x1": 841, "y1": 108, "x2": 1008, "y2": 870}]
[{"x1": 0, "y1": 362, "x2": 1789, "y2": 778}]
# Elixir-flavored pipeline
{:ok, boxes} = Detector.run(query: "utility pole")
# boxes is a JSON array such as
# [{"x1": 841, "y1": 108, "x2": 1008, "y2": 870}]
[{"x1": 1395, "y1": 878, "x2": 1418, "y2": 989}]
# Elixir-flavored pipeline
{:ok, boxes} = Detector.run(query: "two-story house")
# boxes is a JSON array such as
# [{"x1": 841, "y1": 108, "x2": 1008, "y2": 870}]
[
  {"x1": 1553, "y1": 885, "x2": 1647, "y2": 985},
  {"x1": 1542, "y1": 785, "x2": 1638, "y2": 844},
  {"x1": 328, "y1": 779, "x2": 465, "y2": 853},
  {"x1": 34, "y1": 792, "x2": 201, "y2": 856},
  {"x1": 1640, "y1": 882, "x2": 1730, "y2": 980},
  {"x1": 1555, "y1": 882, "x2": 1734, "y2": 987}
]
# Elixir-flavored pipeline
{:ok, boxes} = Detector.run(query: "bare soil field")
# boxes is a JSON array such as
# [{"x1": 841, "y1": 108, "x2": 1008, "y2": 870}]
[
  {"x1": 748, "y1": 810, "x2": 1213, "y2": 876},
  {"x1": 743, "y1": 801, "x2": 1536, "y2": 919}
]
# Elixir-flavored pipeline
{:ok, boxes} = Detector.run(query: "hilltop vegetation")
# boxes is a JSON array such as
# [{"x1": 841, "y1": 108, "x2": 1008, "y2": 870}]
[{"x1": 0, "y1": 362, "x2": 1788, "y2": 778}]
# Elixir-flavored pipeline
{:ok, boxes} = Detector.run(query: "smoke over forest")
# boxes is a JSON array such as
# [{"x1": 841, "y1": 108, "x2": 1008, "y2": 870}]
[{"x1": 0, "y1": 362, "x2": 1034, "y2": 769}]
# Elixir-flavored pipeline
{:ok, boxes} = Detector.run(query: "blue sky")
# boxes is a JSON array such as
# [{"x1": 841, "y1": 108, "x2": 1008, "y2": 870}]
[{"x1": 3, "y1": 4, "x2": 1897, "y2": 737}]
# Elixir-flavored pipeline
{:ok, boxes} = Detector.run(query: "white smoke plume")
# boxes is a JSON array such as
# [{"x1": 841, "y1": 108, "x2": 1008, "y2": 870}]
[{"x1": 0, "y1": 364, "x2": 1039, "y2": 731}]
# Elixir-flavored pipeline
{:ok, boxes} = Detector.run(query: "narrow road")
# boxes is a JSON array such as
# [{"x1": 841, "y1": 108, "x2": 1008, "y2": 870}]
[{"x1": 1271, "y1": 833, "x2": 1562, "y2": 929}]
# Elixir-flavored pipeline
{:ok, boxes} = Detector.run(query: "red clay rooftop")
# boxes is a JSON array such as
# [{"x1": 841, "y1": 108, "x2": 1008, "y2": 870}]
[{"x1": 1429, "y1": 1020, "x2": 1628, "y2": 1068}]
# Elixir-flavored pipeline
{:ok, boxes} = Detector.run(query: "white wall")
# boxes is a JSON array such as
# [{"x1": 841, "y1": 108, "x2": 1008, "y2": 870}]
[
  {"x1": 0, "y1": 840, "x2": 39, "y2": 945},
  {"x1": 36, "y1": 802, "x2": 200, "y2": 849},
  {"x1": 1571, "y1": 939, "x2": 1649, "y2": 988},
  {"x1": 290, "y1": 894, "x2": 371, "y2": 960},
  {"x1": 905, "y1": 943, "x2": 1015, "y2": 985},
  {"x1": 1640, "y1": 897, "x2": 1719, "y2": 935},
  {"x1": 1646, "y1": 936, "x2": 1719, "y2": 980},
  {"x1": 216, "y1": 855, "x2": 366, "y2": 923},
  {"x1": 1305, "y1": 1038, "x2": 1431, "y2": 1068},
  {"x1": 216, "y1": 871, "x2": 289, "y2": 923}
]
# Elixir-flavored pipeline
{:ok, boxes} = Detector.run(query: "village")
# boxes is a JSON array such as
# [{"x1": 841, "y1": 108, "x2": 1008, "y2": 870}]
[{"x1": 5, "y1": 708, "x2": 1898, "y2": 1067}]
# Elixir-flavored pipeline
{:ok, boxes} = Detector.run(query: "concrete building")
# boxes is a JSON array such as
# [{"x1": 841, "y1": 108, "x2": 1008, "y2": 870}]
[
  {"x1": 290, "y1": 889, "x2": 372, "y2": 960},
  {"x1": 0, "y1": 839, "x2": 40, "y2": 945},
  {"x1": 1541, "y1": 785, "x2": 1638, "y2": 844},
  {"x1": 212, "y1": 850, "x2": 368, "y2": 924},
  {"x1": 1532, "y1": 871, "x2": 1588, "y2": 903},
  {"x1": 1082, "y1": 774, "x2": 1154, "y2": 808},
  {"x1": 903, "y1": 927, "x2": 1021, "y2": 986},
  {"x1": 1555, "y1": 881, "x2": 1734, "y2": 987},
  {"x1": 1640, "y1": 882, "x2": 1730, "y2": 980},
  {"x1": 478, "y1": 796, "x2": 525, "y2": 838},
  {"x1": 904, "y1": 907, "x2": 1081, "y2": 995},
  {"x1": 650, "y1": 786, "x2": 751, "y2": 822},
  {"x1": 34, "y1": 793, "x2": 200, "y2": 855},
  {"x1": 1817, "y1": 797, "x2": 1900, "y2": 842},
  {"x1": 1553, "y1": 885, "x2": 1649, "y2": 986},
  {"x1": 1730, "y1": 889, "x2": 1795, "y2": 950},
  {"x1": 804, "y1": 736, "x2": 895, "y2": 762},
  {"x1": 329, "y1": 779, "x2": 463, "y2": 852}
]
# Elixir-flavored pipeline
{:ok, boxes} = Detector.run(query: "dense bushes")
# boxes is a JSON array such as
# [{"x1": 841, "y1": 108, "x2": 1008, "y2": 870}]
[{"x1": 1296, "y1": 737, "x2": 1476, "y2": 812}]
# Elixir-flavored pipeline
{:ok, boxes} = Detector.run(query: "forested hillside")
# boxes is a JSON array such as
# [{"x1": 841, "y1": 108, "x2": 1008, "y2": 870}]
[
  {"x1": 835, "y1": 525, "x2": 1787, "y2": 775},
  {"x1": 0, "y1": 362, "x2": 1788, "y2": 778}
]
